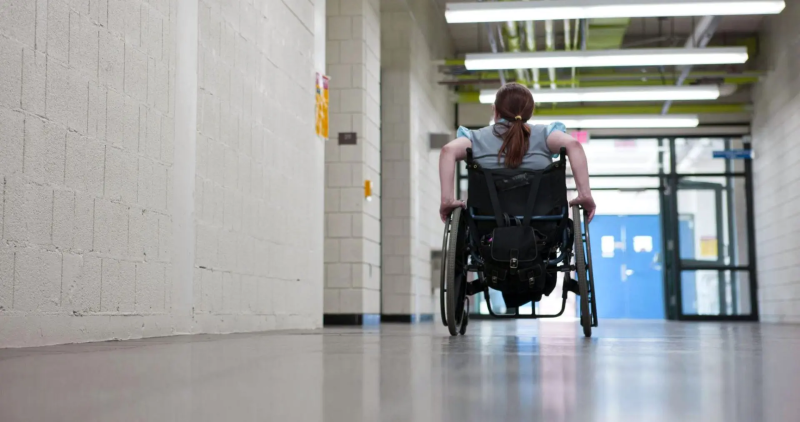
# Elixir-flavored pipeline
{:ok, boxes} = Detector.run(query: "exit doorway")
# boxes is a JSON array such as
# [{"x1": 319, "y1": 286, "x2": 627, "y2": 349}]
[{"x1": 457, "y1": 136, "x2": 757, "y2": 321}]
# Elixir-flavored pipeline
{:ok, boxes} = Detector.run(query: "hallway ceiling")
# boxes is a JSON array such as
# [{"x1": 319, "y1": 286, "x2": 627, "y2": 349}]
[
  {"x1": 435, "y1": 0, "x2": 769, "y2": 127},
  {"x1": 437, "y1": 0, "x2": 765, "y2": 55}
]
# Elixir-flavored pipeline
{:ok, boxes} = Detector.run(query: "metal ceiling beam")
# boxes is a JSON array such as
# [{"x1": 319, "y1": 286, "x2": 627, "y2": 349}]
[{"x1": 660, "y1": 16, "x2": 722, "y2": 114}]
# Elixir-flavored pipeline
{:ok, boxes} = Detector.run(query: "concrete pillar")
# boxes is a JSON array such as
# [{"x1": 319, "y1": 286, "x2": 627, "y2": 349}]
[
  {"x1": 380, "y1": 0, "x2": 454, "y2": 320},
  {"x1": 751, "y1": 0, "x2": 800, "y2": 322},
  {"x1": 323, "y1": 0, "x2": 382, "y2": 323}
]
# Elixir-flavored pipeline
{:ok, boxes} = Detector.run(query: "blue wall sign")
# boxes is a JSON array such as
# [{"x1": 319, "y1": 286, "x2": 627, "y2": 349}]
[{"x1": 712, "y1": 149, "x2": 753, "y2": 159}]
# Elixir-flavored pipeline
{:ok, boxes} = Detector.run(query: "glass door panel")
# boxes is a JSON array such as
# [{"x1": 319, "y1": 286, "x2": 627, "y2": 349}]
[{"x1": 680, "y1": 270, "x2": 752, "y2": 316}]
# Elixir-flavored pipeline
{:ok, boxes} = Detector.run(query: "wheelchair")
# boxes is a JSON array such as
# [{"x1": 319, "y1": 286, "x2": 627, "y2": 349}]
[{"x1": 440, "y1": 147, "x2": 598, "y2": 337}]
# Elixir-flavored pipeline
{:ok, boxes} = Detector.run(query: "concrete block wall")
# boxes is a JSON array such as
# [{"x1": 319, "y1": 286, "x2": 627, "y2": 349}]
[
  {"x1": 380, "y1": 0, "x2": 453, "y2": 316},
  {"x1": 751, "y1": 0, "x2": 800, "y2": 323},
  {"x1": 194, "y1": 0, "x2": 323, "y2": 331},
  {"x1": 323, "y1": 0, "x2": 382, "y2": 315},
  {"x1": 0, "y1": 0, "x2": 175, "y2": 346},
  {"x1": 0, "y1": 0, "x2": 326, "y2": 346},
  {"x1": 380, "y1": 10, "x2": 412, "y2": 314},
  {"x1": 408, "y1": 22, "x2": 454, "y2": 315}
]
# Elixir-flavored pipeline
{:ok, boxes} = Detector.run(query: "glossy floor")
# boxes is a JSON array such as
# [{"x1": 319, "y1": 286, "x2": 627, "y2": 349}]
[{"x1": 1, "y1": 320, "x2": 799, "y2": 422}]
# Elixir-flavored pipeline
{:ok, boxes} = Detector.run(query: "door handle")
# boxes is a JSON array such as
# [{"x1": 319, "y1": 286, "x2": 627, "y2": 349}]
[{"x1": 621, "y1": 264, "x2": 634, "y2": 281}]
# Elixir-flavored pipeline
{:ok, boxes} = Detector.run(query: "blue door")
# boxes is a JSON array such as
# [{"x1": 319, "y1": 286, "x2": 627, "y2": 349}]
[{"x1": 589, "y1": 215, "x2": 664, "y2": 319}]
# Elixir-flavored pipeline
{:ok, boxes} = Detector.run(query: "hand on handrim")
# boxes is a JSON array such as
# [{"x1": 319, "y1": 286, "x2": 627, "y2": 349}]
[
  {"x1": 440, "y1": 198, "x2": 466, "y2": 223},
  {"x1": 570, "y1": 194, "x2": 596, "y2": 223}
]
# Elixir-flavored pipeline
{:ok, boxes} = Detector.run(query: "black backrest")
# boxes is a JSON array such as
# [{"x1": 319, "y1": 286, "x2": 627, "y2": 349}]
[{"x1": 465, "y1": 150, "x2": 568, "y2": 219}]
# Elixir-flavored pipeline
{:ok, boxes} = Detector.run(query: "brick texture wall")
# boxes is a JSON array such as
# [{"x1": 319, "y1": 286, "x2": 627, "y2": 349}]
[
  {"x1": 0, "y1": 0, "x2": 325, "y2": 346},
  {"x1": 0, "y1": 0, "x2": 175, "y2": 346},
  {"x1": 752, "y1": 0, "x2": 800, "y2": 323}
]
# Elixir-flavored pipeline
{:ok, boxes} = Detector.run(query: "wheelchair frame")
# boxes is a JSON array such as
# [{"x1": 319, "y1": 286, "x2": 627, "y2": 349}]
[{"x1": 439, "y1": 149, "x2": 598, "y2": 337}]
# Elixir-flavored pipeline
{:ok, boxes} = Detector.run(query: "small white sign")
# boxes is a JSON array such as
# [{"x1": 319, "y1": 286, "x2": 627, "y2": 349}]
[
  {"x1": 601, "y1": 236, "x2": 615, "y2": 258},
  {"x1": 634, "y1": 236, "x2": 653, "y2": 253}
]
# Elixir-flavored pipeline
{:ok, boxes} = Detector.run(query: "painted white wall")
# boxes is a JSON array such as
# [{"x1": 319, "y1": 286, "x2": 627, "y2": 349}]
[
  {"x1": 751, "y1": 0, "x2": 800, "y2": 323},
  {"x1": 0, "y1": 0, "x2": 325, "y2": 347}
]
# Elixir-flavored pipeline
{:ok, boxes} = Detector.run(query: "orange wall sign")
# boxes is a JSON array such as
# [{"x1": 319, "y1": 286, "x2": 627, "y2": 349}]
[{"x1": 315, "y1": 73, "x2": 329, "y2": 139}]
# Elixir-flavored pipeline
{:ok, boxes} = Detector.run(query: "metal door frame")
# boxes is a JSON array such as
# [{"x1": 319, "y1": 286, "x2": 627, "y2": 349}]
[{"x1": 662, "y1": 137, "x2": 758, "y2": 321}]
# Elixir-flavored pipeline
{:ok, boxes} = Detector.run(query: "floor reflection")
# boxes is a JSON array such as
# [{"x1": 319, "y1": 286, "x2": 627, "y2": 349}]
[{"x1": 1, "y1": 320, "x2": 798, "y2": 422}]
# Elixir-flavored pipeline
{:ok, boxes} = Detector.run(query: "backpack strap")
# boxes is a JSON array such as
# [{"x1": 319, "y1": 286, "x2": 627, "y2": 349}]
[
  {"x1": 522, "y1": 172, "x2": 543, "y2": 227},
  {"x1": 483, "y1": 168, "x2": 505, "y2": 227}
]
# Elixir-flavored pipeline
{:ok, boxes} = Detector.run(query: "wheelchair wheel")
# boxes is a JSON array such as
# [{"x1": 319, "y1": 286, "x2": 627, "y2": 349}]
[
  {"x1": 444, "y1": 207, "x2": 469, "y2": 336},
  {"x1": 439, "y1": 209, "x2": 450, "y2": 327},
  {"x1": 584, "y1": 210, "x2": 598, "y2": 328},
  {"x1": 572, "y1": 205, "x2": 591, "y2": 338}
]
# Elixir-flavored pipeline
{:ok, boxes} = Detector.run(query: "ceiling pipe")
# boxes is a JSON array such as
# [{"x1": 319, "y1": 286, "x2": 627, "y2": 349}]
[
  {"x1": 524, "y1": 21, "x2": 540, "y2": 89},
  {"x1": 479, "y1": 0, "x2": 506, "y2": 84},
  {"x1": 660, "y1": 15, "x2": 722, "y2": 114},
  {"x1": 503, "y1": 20, "x2": 528, "y2": 84},
  {"x1": 563, "y1": 19, "x2": 573, "y2": 88},
  {"x1": 572, "y1": 19, "x2": 580, "y2": 87},
  {"x1": 484, "y1": 23, "x2": 506, "y2": 84},
  {"x1": 580, "y1": 19, "x2": 588, "y2": 51},
  {"x1": 545, "y1": 20, "x2": 557, "y2": 88}
]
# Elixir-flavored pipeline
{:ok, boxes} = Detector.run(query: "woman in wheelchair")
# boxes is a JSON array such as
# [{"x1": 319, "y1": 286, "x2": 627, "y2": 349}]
[
  {"x1": 436, "y1": 82, "x2": 598, "y2": 336},
  {"x1": 439, "y1": 82, "x2": 595, "y2": 222}
]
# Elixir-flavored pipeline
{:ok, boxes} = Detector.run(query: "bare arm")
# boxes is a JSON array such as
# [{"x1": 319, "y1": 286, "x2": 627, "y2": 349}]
[
  {"x1": 438, "y1": 137, "x2": 471, "y2": 222},
  {"x1": 546, "y1": 131, "x2": 596, "y2": 222}
]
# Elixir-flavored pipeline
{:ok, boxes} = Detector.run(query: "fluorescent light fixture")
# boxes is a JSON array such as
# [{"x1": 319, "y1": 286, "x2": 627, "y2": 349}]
[
  {"x1": 465, "y1": 47, "x2": 748, "y2": 71},
  {"x1": 527, "y1": 115, "x2": 700, "y2": 128},
  {"x1": 446, "y1": 0, "x2": 785, "y2": 23},
  {"x1": 479, "y1": 86, "x2": 720, "y2": 104}
]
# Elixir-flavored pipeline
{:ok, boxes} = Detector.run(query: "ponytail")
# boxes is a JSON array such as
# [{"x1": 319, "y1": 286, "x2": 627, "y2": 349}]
[
  {"x1": 497, "y1": 119, "x2": 531, "y2": 168},
  {"x1": 491, "y1": 83, "x2": 535, "y2": 168}
]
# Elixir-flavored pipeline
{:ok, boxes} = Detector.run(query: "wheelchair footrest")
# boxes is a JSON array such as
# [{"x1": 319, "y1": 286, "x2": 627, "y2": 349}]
[
  {"x1": 564, "y1": 277, "x2": 580, "y2": 296},
  {"x1": 466, "y1": 281, "x2": 485, "y2": 296}
]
